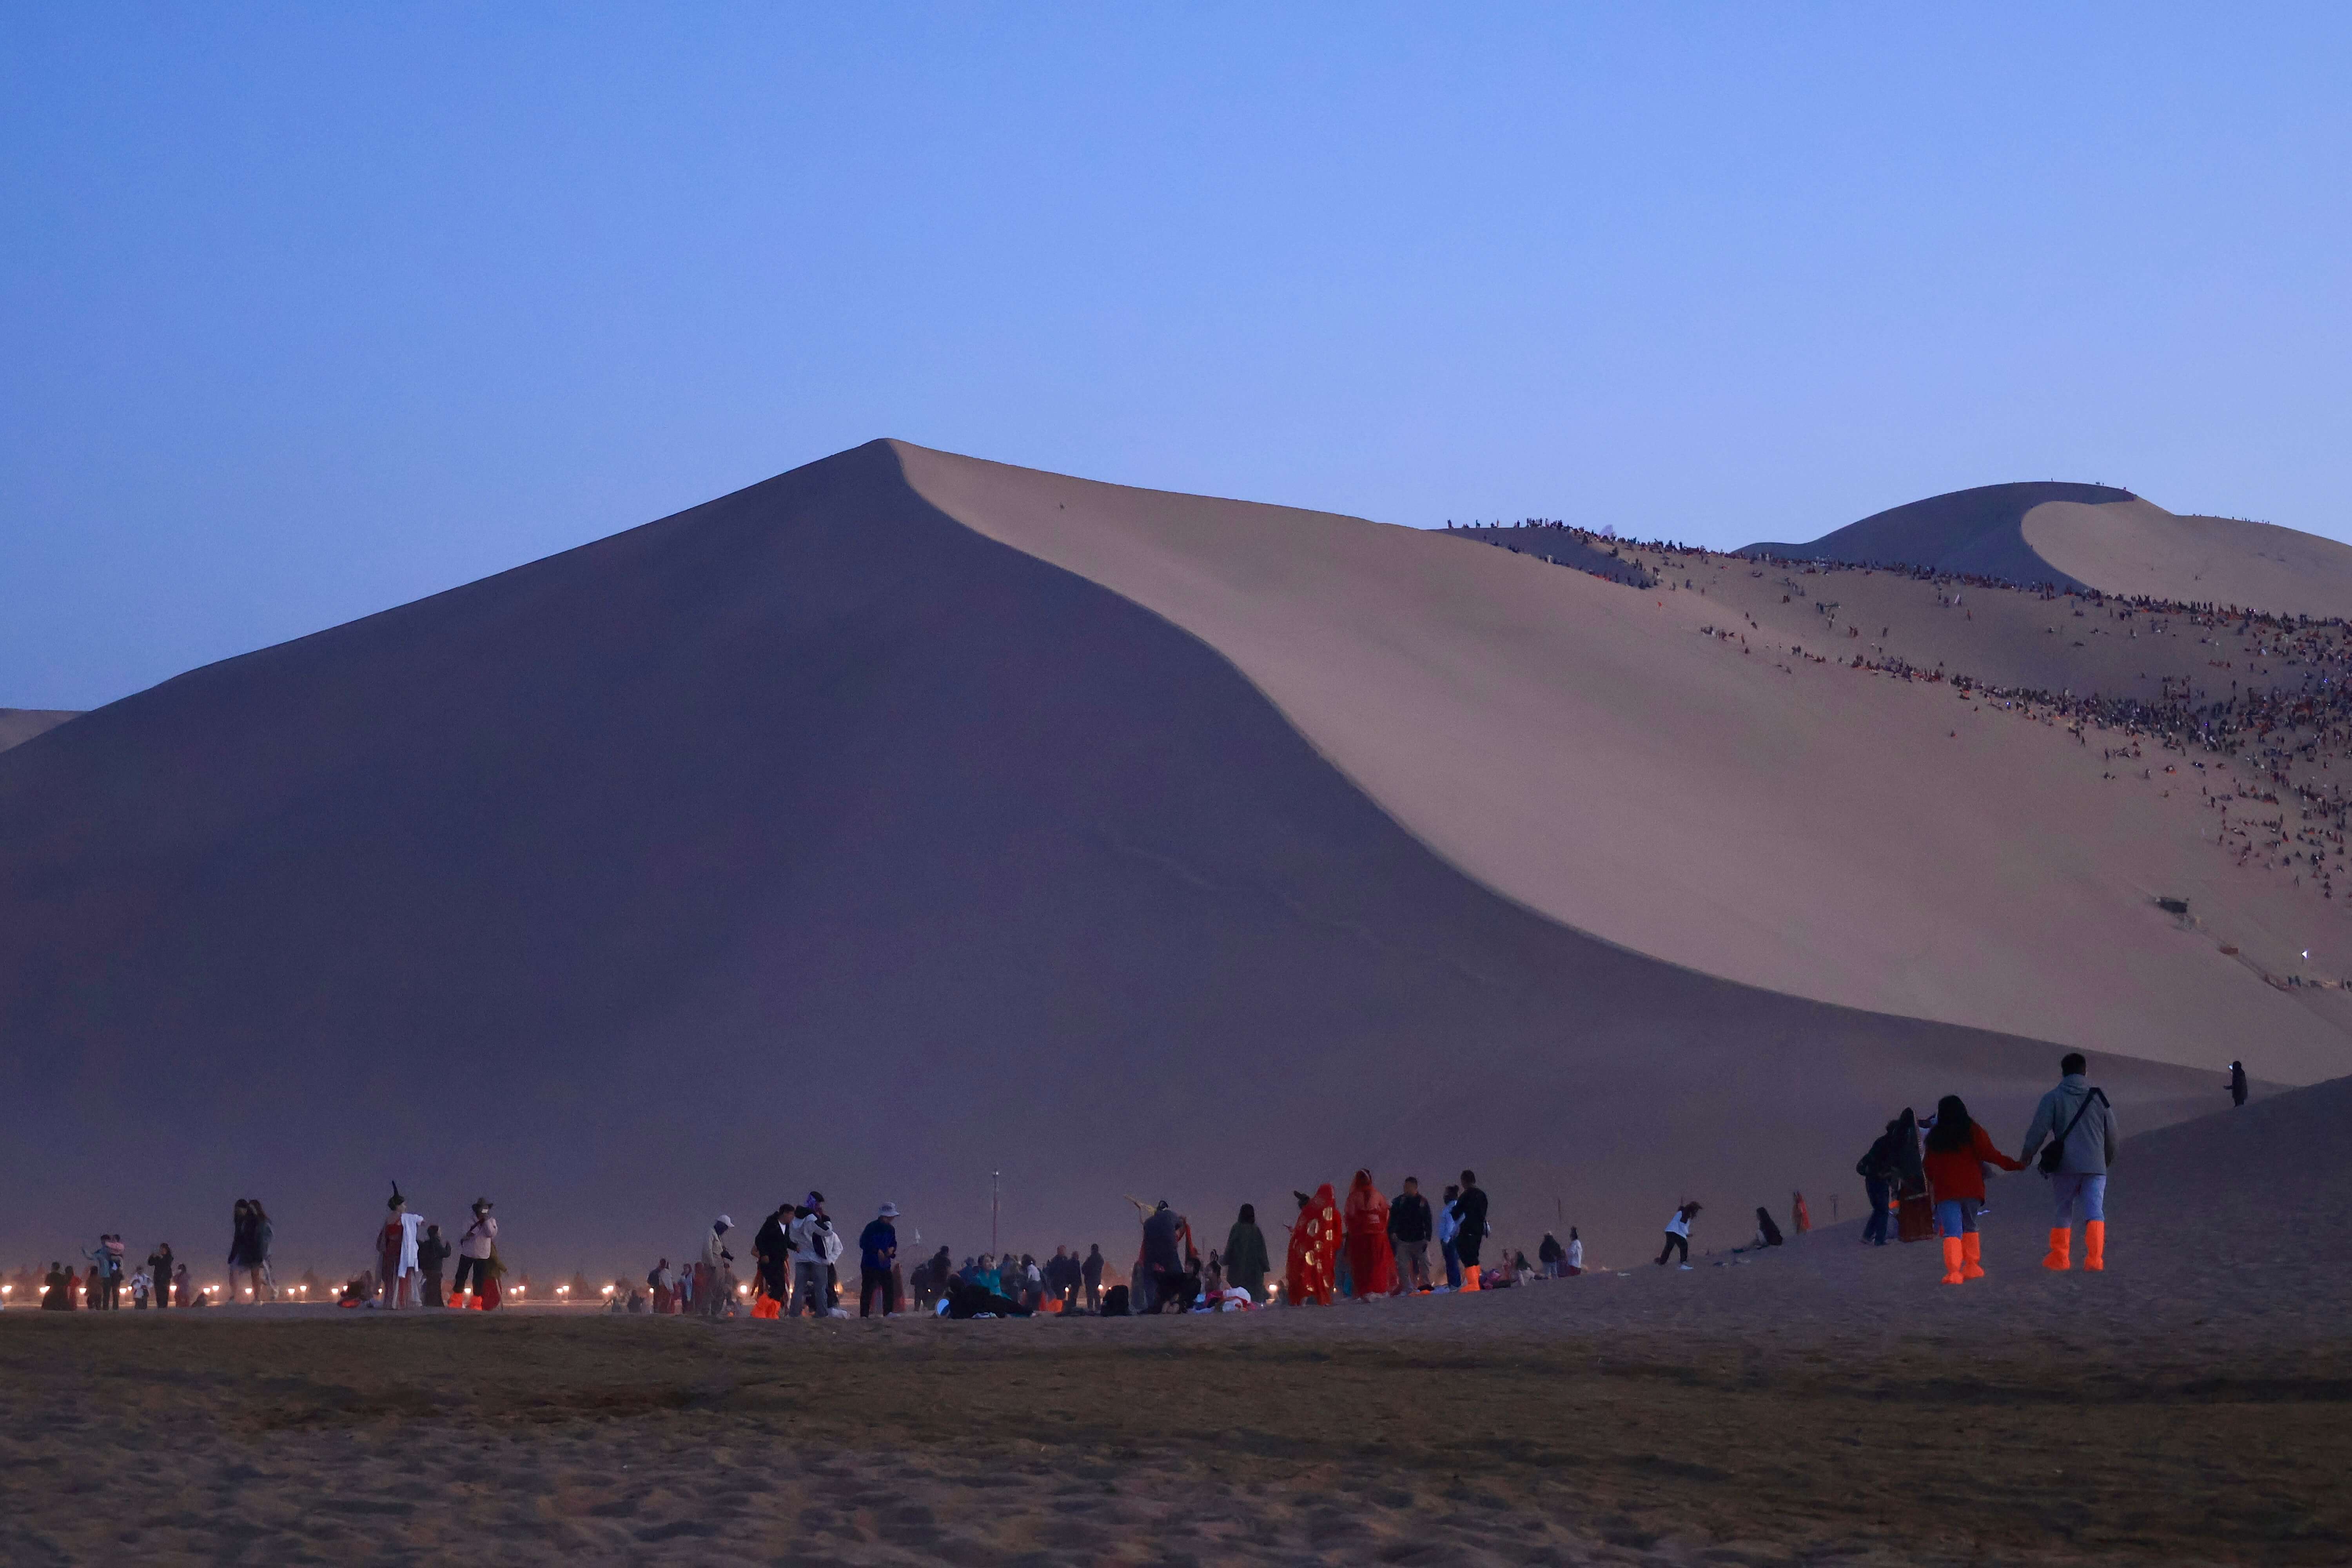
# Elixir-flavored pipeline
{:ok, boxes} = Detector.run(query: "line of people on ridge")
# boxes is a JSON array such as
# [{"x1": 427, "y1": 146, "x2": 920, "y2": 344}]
[{"x1": 1852, "y1": 1052, "x2": 2121, "y2": 1284}]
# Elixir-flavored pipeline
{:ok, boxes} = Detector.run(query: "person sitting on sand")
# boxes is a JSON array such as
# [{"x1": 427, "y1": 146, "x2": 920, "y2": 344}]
[
  {"x1": 1753, "y1": 1207, "x2": 1785, "y2": 1248},
  {"x1": 1657, "y1": 1202, "x2": 1700, "y2": 1268},
  {"x1": 1923, "y1": 1093, "x2": 2027, "y2": 1285}
]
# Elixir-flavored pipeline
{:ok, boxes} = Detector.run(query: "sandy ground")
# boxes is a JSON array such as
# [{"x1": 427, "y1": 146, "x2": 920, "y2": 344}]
[
  {"x1": 7, "y1": 1219, "x2": 2347, "y2": 1567},
  {"x1": 13, "y1": 1083, "x2": 2350, "y2": 1565}
]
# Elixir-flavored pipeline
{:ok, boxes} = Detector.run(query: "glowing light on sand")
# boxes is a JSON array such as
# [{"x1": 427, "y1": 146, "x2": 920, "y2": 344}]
[{"x1": 601, "y1": 1285, "x2": 614, "y2": 1295}]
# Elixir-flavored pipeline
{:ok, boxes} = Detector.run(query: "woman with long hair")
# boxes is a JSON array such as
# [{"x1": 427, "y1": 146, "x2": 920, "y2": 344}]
[{"x1": 1922, "y1": 1094, "x2": 2027, "y2": 1285}]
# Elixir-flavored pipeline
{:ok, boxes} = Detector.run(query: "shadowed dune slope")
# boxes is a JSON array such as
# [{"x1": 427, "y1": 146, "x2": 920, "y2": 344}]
[
  {"x1": 0, "y1": 442, "x2": 2213, "y2": 1275},
  {"x1": 0, "y1": 708, "x2": 77, "y2": 754},
  {"x1": 896, "y1": 445, "x2": 2352, "y2": 1083},
  {"x1": 1744, "y1": 482, "x2": 2352, "y2": 619}
]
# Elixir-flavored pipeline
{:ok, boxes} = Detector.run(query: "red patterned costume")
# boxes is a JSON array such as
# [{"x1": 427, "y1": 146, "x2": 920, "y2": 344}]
[{"x1": 1284, "y1": 1183, "x2": 1339, "y2": 1306}]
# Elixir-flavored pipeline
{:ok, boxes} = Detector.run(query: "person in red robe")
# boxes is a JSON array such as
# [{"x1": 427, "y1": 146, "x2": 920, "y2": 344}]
[
  {"x1": 1343, "y1": 1171, "x2": 1396, "y2": 1299},
  {"x1": 1283, "y1": 1185, "x2": 1339, "y2": 1306}
]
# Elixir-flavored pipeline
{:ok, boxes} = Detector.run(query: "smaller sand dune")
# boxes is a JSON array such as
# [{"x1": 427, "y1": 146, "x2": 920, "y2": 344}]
[
  {"x1": 1746, "y1": 483, "x2": 2352, "y2": 620},
  {"x1": 0, "y1": 709, "x2": 77, "y2": 755}
]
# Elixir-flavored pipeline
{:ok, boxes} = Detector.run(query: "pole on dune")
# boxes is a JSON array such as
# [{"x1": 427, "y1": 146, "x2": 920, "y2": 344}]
[{"x1": 992, "y1": 1171, "x2": 1000, "y2": 1256}]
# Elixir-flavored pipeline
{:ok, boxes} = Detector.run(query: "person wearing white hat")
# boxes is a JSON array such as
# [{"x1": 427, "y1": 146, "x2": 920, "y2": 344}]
[
  {"x1": 858, "y1": 1203, "x2": 902, "y2": 1318},
  {"x1": 699, "y1": 1215, "x2": 734, "y2": 1319}
]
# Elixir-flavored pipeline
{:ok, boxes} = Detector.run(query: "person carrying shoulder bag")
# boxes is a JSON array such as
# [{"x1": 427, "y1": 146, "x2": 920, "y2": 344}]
[{"x1": 2019, "y1": 1052, "x2": 2119, "y2": 1272}]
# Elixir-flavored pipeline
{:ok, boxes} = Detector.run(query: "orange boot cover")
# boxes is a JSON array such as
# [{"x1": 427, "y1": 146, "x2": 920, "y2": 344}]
[
  {"x1": 2083, "y1": 1220, "x2": 2106, "y2": 1272},
  {"x1": 1960, "y1": 1232, "x2": 1985, "y2": 1280},
  {"x1": 1462, "y1": 1265, "x2": 1481, "y2": 1292},
  {"x1": 1939, "y1": 1236, "x2": 1964, "y2": 1285},
  {"x1": 2041, "y1": 1228, "x2": 2071, "y2": 1271}
]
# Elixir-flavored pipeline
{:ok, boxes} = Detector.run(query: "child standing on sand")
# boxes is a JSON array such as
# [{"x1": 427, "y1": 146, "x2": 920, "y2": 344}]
[{"x1": 1922, "y1": 1094, "x2": 2026, "y2": 1285}]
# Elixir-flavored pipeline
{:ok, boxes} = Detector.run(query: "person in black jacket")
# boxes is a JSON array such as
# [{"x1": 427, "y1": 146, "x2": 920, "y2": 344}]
[
  {"x1": 1387, "y1": 1176, "x2": 1433, "y2": 1294},
  {"x1": 751, "y1": 1203, "x2": 793, "y2": 1312},
  {"x1": 1857, "y1": 1122, "x2": 1902, "y2": 1246},
  {"x1": 1451, "y1": 1171, "x2": 1491, "y2": 1290},
  {"x1": 2229, "y1": 1060, "x2": 2249, "y2": 1108},
  {"x1": 1081, "y1": 1243, "x2": 1104, "y2": 1312},
  {"x1": 417, "y1": 1224, "x2": 452, "y2": 1308}
]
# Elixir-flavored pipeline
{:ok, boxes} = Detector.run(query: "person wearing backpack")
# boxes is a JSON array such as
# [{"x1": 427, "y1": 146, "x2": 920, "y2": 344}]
[{"x1": 2020, "y1": 1052, "x2": 2120, "y2": 1272}]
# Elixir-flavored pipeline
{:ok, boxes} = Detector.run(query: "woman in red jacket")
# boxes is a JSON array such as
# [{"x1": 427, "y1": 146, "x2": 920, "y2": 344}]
[{"x1": 1922, "y1": 1094, "x2": 2027, "y2": 1285}]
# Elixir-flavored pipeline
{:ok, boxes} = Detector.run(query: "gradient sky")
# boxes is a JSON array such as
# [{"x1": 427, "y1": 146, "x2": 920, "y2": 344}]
[{"x1": 6, "y1": 5, "x2": 2348, "y2": 709}]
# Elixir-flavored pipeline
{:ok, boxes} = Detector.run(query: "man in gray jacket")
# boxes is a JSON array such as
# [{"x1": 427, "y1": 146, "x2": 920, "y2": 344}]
[{"x1": 2020, "y1": 1052, "x2": 2119, "y2": 1272}]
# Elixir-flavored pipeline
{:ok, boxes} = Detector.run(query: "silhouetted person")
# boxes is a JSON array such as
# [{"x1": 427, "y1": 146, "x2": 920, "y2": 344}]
[{"x1": 2229, "y1": 1060, "x2": 2249, "y2": 1108}]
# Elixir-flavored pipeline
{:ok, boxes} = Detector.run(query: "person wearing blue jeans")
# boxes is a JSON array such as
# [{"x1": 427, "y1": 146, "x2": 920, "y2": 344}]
[
  {"x1": 2021, "y1": 1052, "x2": 2119, "y2": 1272},
  {"x1": 1862, "y1": 1176, "x2": 1893, "y2": 1246}
]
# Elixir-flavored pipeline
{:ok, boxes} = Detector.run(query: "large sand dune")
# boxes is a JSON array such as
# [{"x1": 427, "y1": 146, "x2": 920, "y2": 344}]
[
  {"x1": 1743, "y1": 481, "x2": 2352, "y2": 618},
  {"x1": 904, "y1": 446, "x2": 2352, "y2": 1082},
  {"x1": 0, "y1": 442, "x2": 2224, "y2": 1281}
]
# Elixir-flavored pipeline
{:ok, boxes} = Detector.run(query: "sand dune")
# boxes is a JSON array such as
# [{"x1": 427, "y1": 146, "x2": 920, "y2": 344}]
[
  {"x1": 0, "y1": 708, "x2": 77, "y2": 753},
  {"x1": 1743, "y1": 481, "x2": 2352, "y2": 618},
  {"x1": 901, "y1": 445, "x2": 2352, "y2": 1082},
  {"x1": 0, "y1": 442, "x2": 2223, "y2": 1283}
]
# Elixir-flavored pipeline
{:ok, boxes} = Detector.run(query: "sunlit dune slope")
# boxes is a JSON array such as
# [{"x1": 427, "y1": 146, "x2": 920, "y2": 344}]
[
  {"x1": 901, "y1": 444, "x2": 2352, "y2": 1083},
  {"x1": 1744, "y1": 482, "x2": 2352, "y2": 619}
]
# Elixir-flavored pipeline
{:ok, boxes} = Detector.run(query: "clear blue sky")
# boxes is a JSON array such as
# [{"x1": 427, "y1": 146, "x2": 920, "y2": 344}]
[{"x1": 6, "y1": 5, "x2": 2348, "y2": 708}]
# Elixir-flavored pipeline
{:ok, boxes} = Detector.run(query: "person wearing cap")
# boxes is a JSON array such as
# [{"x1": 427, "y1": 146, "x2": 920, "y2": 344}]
[
  {"x1": 453, "y1": 1198, "x2": 497, "y2": 1305},
  {"x1": 700, "y1": 1216, "x2": 735, "y2": 1319},
  {"x1": 858, "y1": 1204, "x2": 902, "y2": 1318}
]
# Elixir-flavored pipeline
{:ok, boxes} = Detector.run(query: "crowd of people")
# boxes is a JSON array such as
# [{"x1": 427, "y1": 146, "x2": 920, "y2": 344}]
[{"x1": 20, "y1": 1053, "x2": 2195, "y2": 1314}]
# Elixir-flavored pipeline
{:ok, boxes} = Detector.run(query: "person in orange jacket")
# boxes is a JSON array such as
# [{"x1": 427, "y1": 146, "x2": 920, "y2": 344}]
[{"x1": 1922, "y1": 1094, "x2": 2026, "y2": 1285}]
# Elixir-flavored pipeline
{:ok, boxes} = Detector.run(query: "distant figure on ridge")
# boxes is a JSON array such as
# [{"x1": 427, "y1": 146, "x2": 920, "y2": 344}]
[
  {"x1": 2021, "y1": 1053, "x2": 2118, "y2": 1272},
  {"x1": 1922, "y1": 1094, "x2": 2025, "y2": 1285},
  {"x1": 2229, "y1": 1060, "x2": 2249, "y2": 1108}
]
